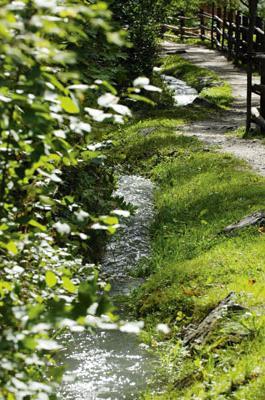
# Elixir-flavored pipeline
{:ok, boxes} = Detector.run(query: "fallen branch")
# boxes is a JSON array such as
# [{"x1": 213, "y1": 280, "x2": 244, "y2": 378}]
[
  {"x1": 183, "y1": 292, "x2": 245, "y2": 347},
  {"x1": 223, "y1": 211, "x2": 265, "y2": 233}
]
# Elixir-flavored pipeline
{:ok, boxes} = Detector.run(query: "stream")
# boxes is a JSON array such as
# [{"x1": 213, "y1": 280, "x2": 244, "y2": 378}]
[
  {"x1": 162, "y1": 74, "x2": 198, "y2": 106},
  {"x1": 58, "y1": 175, "x2": 155, "y2": 400}
]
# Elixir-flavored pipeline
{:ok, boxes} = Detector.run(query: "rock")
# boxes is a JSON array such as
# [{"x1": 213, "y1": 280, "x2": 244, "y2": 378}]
[
  {"x1": 192, "y1": 97, "x2": 215, "y2": 108},
  {"x1": 223, "y1": 211, "x2": 265, "y2": 233},
  {"x1": 183, "y1": 292, "x2": 246, "y2": 347},
  {"x1": 198, "y1": 77, "x2": 222, "y2": 88}
]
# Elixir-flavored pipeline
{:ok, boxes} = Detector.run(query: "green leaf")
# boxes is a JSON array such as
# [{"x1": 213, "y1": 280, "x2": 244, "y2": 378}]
[
  {"x1": 128, "y1": 94, "x2": 155, "y2": 106},
  {"x1": 39, "y1": 195, "x2": 56, "y2": 206},
  {"x1": 45, "y1": 271, "x2": 58, "y2": 288},
  {"x1": 23, "y1": 337, "x2": 37, "y2": 351},
  {"x1": 100, "y1": 216, "x2": 119, "y2": 225},
  {"x1": 28, "y1": 219, "x2": 47, "y2": 232},
  {"x1": 6, "y1": 241, "x2": 18, "y2": 255},
  {"x1": 62, "y1": 276, "x2": 77, "y2": 293},
  {"x1": 59, "y1": 96, "x2": 79, "y2": 114},
  {"x1": 28, "y1": 304, "x2": 45, "y2": 320}
]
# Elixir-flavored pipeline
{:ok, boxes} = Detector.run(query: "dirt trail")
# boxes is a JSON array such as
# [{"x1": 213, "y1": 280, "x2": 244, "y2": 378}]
[{"x1": 163, "y1": 41, "x2": 265, "y2": 176}]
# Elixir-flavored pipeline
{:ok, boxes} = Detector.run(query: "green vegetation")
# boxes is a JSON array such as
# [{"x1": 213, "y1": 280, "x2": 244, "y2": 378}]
[
  {"x1": 160, "y1": 54, "x2": 233, "y2": 108},
  {"x1": 1, "y1": 0, "x2": 264, "y2": 398},
  {"x1": 0, "y1": 0, "x2": 164, "y2": 397},
  {"x1": 105, "y1": 57, "x2": 265, "y2": 398}
]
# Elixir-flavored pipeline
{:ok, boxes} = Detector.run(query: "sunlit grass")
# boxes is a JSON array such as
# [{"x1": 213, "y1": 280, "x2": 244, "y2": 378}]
[{"x1": 110, "y1": 108, "x2": 265, "y2": 399}]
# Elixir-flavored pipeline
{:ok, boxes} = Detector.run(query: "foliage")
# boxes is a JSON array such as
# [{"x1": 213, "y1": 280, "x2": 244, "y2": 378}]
[
  {"x1": 0, "y1": 0, "x2": 158, "y2": 398},
  {"x1": 109, "y1": 0, "x2": 171, "y2": 78}
]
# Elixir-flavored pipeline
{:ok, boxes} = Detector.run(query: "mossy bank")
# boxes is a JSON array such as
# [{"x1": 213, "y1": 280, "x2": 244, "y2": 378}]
[{"x1": 105, "y1": 56, "x2": 265, "y2": 399}]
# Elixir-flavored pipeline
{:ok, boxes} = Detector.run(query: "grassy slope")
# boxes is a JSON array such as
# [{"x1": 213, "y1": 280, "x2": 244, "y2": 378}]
[{"x1": 106, "y1": 57, "x2": 265, "y2": 399}]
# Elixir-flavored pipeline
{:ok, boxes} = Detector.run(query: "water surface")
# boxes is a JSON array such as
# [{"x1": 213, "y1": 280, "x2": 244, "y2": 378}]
[
  {"x1": 162, "y1": 74, "x2": 198, "y2": 106},
  {"x1": 59, "y1": 175, "x2": 155, "y2": 400}
]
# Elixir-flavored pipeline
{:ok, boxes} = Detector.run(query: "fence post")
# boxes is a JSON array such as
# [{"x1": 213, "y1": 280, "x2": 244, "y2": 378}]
[
  {"x1": 211, "y1": 3, "x2": 215, "y2": 48},
  {"x1": 179, "y1": 10, "x2": 185, "y2": 41},
  {"x1": 246, "y1": 0, "x2": 258, "y2": 133},
  {"x1": 216, "y1": 8, "x2": 221, "y2": 49},
  {"x1": 255, "y1": 16, "x2": 263, "y2": 69},
  {"x1": 222, "y1": 6, "x2": 227, "y2": 51},
  {"x1": 228, "y1": 10, "x2": 234, "y2": 60},
  {"x1": 235, "y1": 10, "x2": 241, "y2": 63},
  {"x1": 200, "y1": 9, "x2": 205, "y2": 41},
  {"x1": 260, "y1": 27, "x2": 265, "y2": 133}
]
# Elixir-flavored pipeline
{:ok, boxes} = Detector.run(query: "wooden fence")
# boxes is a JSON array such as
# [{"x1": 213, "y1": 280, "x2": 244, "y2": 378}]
[{"x1": 162, "y1": 5, "x2": 265, "y2": 133}]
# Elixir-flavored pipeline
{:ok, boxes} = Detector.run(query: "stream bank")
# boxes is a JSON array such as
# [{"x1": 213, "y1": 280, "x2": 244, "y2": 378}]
[
  {"x1": 60, "y1": 48, "x2": 265, "y2": 399},
  {"x1": 106, "y1": 49, "x2": 265, "y2": 398}
]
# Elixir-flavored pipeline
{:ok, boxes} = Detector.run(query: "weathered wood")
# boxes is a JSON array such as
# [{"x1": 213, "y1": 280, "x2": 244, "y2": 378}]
[
  {"x1": 260, "y1": 24, "x2": 265, "y2": 132},
  {"x1": 161, "y1": 24, "x2": 179, "y2": 33},
  {"x1": 251, "y1": 107, "x2": 265, "y2": 130},
  {"x1": 216, "y1": 8, "x2": 222, "y2": 49},
  {"x1": 162, "y1": 4, "x2": 265, "y2": 134},
  {"x1": 222, "y1": 7, "x2": 227, "y2": 51},
  {"x1": 183, "y1": 293, "x2": 245, "y2": 347},
  {"x1": 223, "y1": 211, "x2": 265, "y2": 233},
  {"x1": 180, "y1": 10, "x2": 185, "y2": 41},
  {"x1": 211, "y1": 3, "x2": 215, "y2": 48},
  {"x1": 235, "y1": 11, "x2": 241, "y2": 61},
  {"x1": 246, "y1": 1, "x2": 258, "y2": 132},
  {"x1": 199, "y1": 9, "x2": 205, "y2": 41}
]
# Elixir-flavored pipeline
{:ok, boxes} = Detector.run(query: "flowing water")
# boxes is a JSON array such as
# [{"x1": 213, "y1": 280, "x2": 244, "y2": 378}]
[
  {"x1": 162, "y1": 74, "x2": 198, "y2": 106},
  {"x1": 58, "y1": 175, "x2": 155, "y2": 400}
]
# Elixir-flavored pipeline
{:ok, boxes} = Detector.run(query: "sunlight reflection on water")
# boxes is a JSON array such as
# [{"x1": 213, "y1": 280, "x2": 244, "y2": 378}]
[{"x1": 58, "y1": 175, "x2": 155, "y2": 400}]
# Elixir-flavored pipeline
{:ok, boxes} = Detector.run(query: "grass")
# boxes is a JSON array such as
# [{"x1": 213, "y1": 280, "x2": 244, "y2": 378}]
[
  {"x1": 105, "y1": 54, "x2": 265, "y2": 399},
  {"x1": 107, "y1": 116, "x2": 265, "y2": 400},
  {"x1": 159, "y1": 54, "x2": 233, "y2": 109}
]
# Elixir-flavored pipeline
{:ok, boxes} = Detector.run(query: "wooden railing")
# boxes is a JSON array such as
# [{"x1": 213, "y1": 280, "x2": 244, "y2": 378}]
[{"x1": 162, "y1": 5, "x2": 265, "y2": 133}]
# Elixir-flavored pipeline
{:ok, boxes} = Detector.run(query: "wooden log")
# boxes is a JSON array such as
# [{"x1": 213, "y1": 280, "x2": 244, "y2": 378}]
[
  {"x1": 223, "y1": 210, "x2": 265, "y2": 233},
  {"x1": 183, "y1": 293, "x2": 245, "y2": 347}
]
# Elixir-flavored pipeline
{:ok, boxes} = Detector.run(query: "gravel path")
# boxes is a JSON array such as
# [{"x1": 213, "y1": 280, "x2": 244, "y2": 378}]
[{"x1": 162, "y1": 41, "x2": 265, "y2": 176}]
